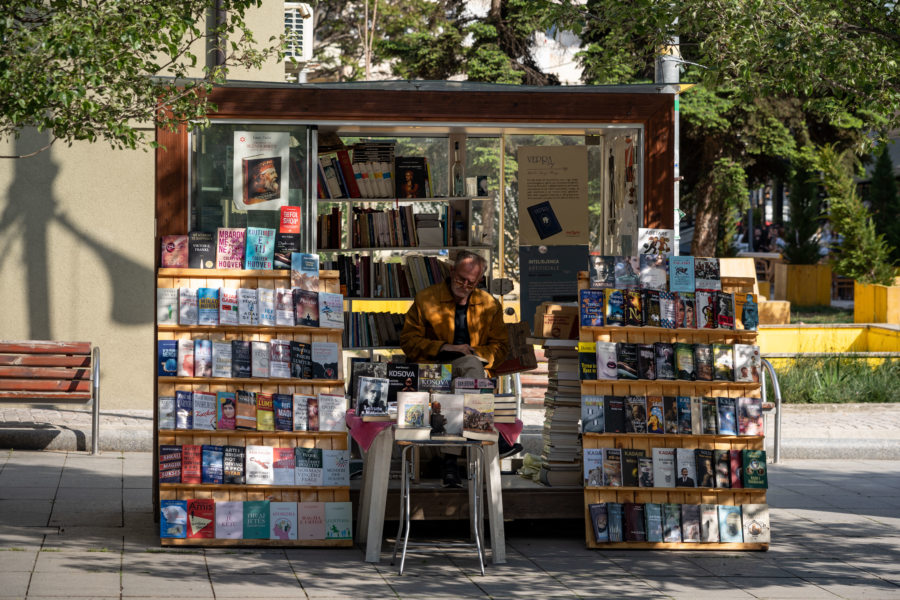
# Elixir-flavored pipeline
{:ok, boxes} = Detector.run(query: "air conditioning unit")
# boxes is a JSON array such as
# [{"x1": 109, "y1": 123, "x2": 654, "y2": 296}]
[{"x1": 284, "y1": 2, "x2": 313, "y2": 64}]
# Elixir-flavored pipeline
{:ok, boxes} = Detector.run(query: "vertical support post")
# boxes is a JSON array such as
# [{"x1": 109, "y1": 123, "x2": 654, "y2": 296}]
[{"x1": 482, "y1": 441, "x2": 506, "y2": 563}]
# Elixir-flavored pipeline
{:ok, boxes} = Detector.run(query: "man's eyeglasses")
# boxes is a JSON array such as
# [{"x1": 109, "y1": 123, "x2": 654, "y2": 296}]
[{"x1": 452, "y1": 276, "x2": 479, "y2": 289}]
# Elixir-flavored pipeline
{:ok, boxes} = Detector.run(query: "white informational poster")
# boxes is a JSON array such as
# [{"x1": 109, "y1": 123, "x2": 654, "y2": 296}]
[
  {"x1": 232, "y1": 131, "x2": 291, "y2": 211},
  {"x1": 517, "y1": 145, "x2": 589, "y2": 246}
]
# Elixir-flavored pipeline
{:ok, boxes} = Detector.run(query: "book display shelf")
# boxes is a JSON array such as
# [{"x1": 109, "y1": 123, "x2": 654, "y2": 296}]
[
  {"x1": 155, "y1": 269, "x2": 351, "y2": 547},
  {"x1": 316, "y1": 135, "x2": 494, "y2": 353},
  {"x1": 578, "y1": 274, "x2": 768, "y2": 551}
]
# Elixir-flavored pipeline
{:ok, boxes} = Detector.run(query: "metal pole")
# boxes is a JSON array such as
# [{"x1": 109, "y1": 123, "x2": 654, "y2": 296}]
[{"x1": 91, "y1": 346, "x2": 100, "y2": 455}]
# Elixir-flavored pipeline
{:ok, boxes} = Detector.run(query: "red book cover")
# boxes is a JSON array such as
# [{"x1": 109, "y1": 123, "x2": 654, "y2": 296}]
[
  {"x1": 181, "y1": 444, "x2": 202, "y2": 484},
  {"x1": 160, "y1": 235, "x2": 188, "y2": 268},
  {"x1": 186, "y1": 498, "x2": 215, "y2": 538},
  {"x1": 336, "y1": 149, "x2": 362, "y2": 198},
  {"x1": 280, "y1": 206, "x2": 301, "y2": 234},
  {"x1": 729, "y1": 449, "x2": 743, "y2": 488}
]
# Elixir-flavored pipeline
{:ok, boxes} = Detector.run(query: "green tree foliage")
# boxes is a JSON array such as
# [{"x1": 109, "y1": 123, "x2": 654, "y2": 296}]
[
  {"x1": 311, "y1": 0, "x2": 557, "y2": 85},
  {"x1": 867, "y1": 143, "x2": 900, "y2": 263},
  {"x1": 708, "y1": 158, "x2": 749, "y2": 257},
  {"x1": 817, "y1": 145, "x2": 895, "y2": 284},
  {"x1": 782, "y1": 167, "x2": 825, "y2": 265},
  {"x1": 535, "y1": 0, "x2": 900, "y2": 133},
  {"x1": 0, "y1": 0, "x2": 278, "y2": 157}
]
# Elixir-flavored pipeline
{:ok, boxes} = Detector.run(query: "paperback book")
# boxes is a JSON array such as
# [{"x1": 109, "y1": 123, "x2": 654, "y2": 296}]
[
  {"x1": 624, "y1": 396, "x2": 647, "y2": 433},
  {"x1": 191, "y1": 390, "x2": 216, "y2": 430},
  {"x1": 291, "y1": 252, "x2": 320, "y2": 291},
  {"x1": 201, "y1": 445, "x2": 224, "y2": 484},
  {"x1": 694, "y1": 257, "x2": 721, "y2": 291},
  {"x1": 588, "y1": 255, "x2": 615, "y2": 289},
  {"x1": 637, "y1": 344, "x2": 656, "y2": 380},
  {"x1": 188, "y1": 231, "x2": 216, "y2": 269},
  {"x1": 318, "y1": 292, "x2": 344, "y2": 329},
  {"x1": 581, "y1": 395, "x2": 604, "y2": 434},
  {"x1": 178, "y1": 287, "x2": 198, "y2": 326},
  {"x1": 219, "y1": 288, "x2": 239, "y2": 326},
  {"x1": 579, "y1": 289, "x2": 604, "y2": 327},
  {"x1": 623, "y1": 289, "x2": 643, "y2": 327},
  {"x1": 160, "y1": 235, "x2": 188, "y2": 268},
  {"x1": 197, "y1": 288, "x2": 219, "y2": 326},
  {"x1": 235, "y1": 390, "x2": 257, "y2": 430},
  {"x1": 613, "y1": 256, "x2": 640, "y2": 288},
  {"x1": 157, "y1": 288, "x2": 178, "y2": 325},
  {"x1": 245, "y1": 227, "x2": 276, "y2": 270},
  {"x1": 275, "y1": 288, "x2": 296, "y2": 326},
  {"x1": 231, "y1": 340, "x2": 252, "y2": 378},
  {"x1": 211, "y1": 341, "x2": 232, "y2": 379},
  {"x1": 311, "y1": 342, "x2": 339, "y2": 379},
  {"x1": 318, "y1": 393, "x2": 347, "y2": 432},
  {"x1": 639, "y1": 254, "x2": 667, "y2": 291},
  {"x1": 290, "y1": 341, "x2": 313, "y2": 379},
  {"x1": 158, "y1": 340, "x2": 177, "y2": 377},
  {"x1": 223, "y1": 445, "x2": 245, "y2": 484},
  {"x1": 595, "y1": 341, "x2": 618, "y2": 380},
  {"x1": 246, "y1": 445, "x2": 275, "y2": 485},
  {"x1": 215, "y1": 228, "x2": 246, "y2": 270},
  {"x1": 674, "y1": 342, "x2": 695, "y2": 381},
  {"x1": 257, "y1": 288, "x2": 276, "y2": 326},
  {"x1": 668, "y1": 255, "x2": 695, "y2": 293},
  {"x1": 193, "y1": 339, "x2": 212, "y2": 378},
  {"x1": 603, "y1": 289, "x2": 626, "y2": 326}
]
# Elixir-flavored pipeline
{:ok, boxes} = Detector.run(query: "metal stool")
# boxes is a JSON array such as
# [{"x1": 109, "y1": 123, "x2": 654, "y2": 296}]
[{"x1": 391, "y1": 439, "x2": 487, "y2": 575}]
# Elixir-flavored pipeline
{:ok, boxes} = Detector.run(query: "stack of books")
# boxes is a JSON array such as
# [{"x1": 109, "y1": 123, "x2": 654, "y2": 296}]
[{"x1": 539, "y1": 343, "x2": 583, "y2": 486}]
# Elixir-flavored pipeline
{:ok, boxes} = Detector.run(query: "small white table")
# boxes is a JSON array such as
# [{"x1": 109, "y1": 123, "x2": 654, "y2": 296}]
[{"x1": 355, "y1": 427, "x2": 507, "y2": 564}]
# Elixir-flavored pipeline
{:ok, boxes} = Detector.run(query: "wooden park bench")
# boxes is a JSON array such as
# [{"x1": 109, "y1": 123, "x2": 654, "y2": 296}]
[{"x1": 0, "y1": 341, "x2": 100, "y2": 454}]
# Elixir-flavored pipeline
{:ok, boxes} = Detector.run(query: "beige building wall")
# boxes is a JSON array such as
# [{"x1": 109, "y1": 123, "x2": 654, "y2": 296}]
[{"x1": 0, "y1": 1, "x2": 284, "y2": 410}]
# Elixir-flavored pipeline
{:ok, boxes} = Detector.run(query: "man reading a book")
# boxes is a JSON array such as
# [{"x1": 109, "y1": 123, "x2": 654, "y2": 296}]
[
  {"x1": 400, "y1": 250, "x2": 508, "y2": 372},
  {"x1": 400, "y1": 250, "x2": 516, "y2": 487}
]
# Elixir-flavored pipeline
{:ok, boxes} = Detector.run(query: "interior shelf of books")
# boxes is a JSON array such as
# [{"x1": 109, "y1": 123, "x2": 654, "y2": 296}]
[
  {"x1": 315, "y1": 136, "x2": 493, "y2": 352},
  {"x1": 578, "y1": 255, "x2": 769, "y2": 550},
  {"x1": 155, "y1": 259, "x2": 352, "y2": 546}
]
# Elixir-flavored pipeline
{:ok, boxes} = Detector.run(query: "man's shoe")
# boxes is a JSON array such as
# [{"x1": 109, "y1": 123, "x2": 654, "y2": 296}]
[
  {"x1": 499, "y1": 442, "x2": 524, "y2": 460},
  {"x1": 442, "y1": 470, "x2": 463, "y2": 488}
]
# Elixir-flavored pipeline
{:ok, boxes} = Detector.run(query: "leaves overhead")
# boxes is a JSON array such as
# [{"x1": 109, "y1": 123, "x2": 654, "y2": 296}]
[{"x1": 0, "y1": 0, "x2": 279, "y2": 156}]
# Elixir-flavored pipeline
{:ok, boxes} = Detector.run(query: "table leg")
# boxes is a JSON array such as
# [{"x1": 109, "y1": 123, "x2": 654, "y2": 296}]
[
  {"x1": 358, "y1": 427, "x2": 393, "y2": 563},
  {"x1": 482, "y1": 442, "x2": 506, "y2": 564}
]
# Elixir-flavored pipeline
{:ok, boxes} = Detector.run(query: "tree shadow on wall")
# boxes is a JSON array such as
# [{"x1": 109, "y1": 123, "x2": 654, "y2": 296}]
[{"x1": 0, "y1": 130, "x2": 154, "y2": 339}]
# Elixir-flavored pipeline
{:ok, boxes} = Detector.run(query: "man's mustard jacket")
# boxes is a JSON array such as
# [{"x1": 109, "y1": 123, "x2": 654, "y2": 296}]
[{"x1": 400, "y1": 281, "x2": 509, "y2": 371}]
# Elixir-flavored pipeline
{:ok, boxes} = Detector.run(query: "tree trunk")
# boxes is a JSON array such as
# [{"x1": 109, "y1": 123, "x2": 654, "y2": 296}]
[{"x1": 691, "y1": 177, "x2": 721, "y2": 257}]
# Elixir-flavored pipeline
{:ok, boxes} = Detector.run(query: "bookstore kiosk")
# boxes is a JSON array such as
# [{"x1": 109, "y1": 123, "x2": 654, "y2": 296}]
[{"x1": 153, "y1": 81, "x2": 680, "y2": 547}]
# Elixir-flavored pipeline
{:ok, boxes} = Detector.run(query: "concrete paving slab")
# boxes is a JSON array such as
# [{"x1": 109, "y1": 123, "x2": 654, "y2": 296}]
[
  {"x1": 682, "y1": 554, "x2": 796, "y2": 578},
  {"x1": 0, "y1": 549, "x2": 39, "y2": 571},
  {"x1": 644, "y1": 576, "x2": 759, "y2": 599},
  {"x1": 725, "y1": 577, "x2": 841, "y2": 599},
  {"x1": 121, "y1": 573, "x2": 214, "y2": 598},
  {"x1": 40, "y1": 527, "x2": 124, "y2": 551},
  {"x1": 0, "y1": 526, "x2": 53, "y2": 550},
  {"x1": 780, "y1": 577, "x2": 900, "y2": 599},
  {"x1": 0, "y1": 571, "x2": 31, "y2": 599},
  {"x1": 0, "y1": 486, "x2": 59, "y2": 501},
  {"x1": 0, "y1": 499, "x2": 52, "y2": 527},
  {"x1": 33, "y1": 549, "x2": 121, "y2": 573},
  {"x1": 551, "y1": 574, "x2": 668, "y2": 599},
  {"x1": 208, "y1": 575, "x2": 306, "y2": 598},
  {"x1": 27, "y1": 570, "x2": 122, "y2": 597}
]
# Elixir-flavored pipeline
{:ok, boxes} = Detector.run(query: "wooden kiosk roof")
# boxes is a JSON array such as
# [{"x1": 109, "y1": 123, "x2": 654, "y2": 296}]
[{"x1": 155, "y1": 80, "x2": 679, "y2": 237}]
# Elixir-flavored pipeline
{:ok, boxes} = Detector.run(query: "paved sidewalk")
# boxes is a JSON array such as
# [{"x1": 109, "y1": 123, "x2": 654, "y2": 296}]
[
  {"x1": 4, "y1": 403, "x2": 900, "y2": 458},
  {"x1": 1, "y1": 451, "x2": 899, "y2": 599}
]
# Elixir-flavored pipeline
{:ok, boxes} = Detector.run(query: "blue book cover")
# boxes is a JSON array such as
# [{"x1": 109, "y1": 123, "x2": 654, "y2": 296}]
[
  {"x1": 676, "y1": 396, "x2": 693, "y2": 434},
  {"x1": 197, "y1": 288, "x2": 219, "y2": 326},
  {"x1": 175, "y1": 390, "x2": 192, "y2": 430},
  {"x1": 157, "y1": 340, "x2": 177, "y2": 376},
  {"x1": 273, "y1": 394, "x2": 293, "y2": 431},
  {"x1": 245, "y1": 227, "x2": 276, "y2": 270},
  {"x1": 607, "y1": 502, "x2": 624, "y2": 542},
  {"x1": 526, "y1": 200, "x2": 563, "y2": 240},
  {"x1": 718, "y1": 505, "x2": 744, "y2": 542},
  {"x1": 716, "y1": 397, "x2": 737, "y2": 436},
  {"x1": 291, "y1": 252, "x2": 320, "y2": 291},
  {"x1": 669, "y1": 256, "x2": 695, "y2": 293},
  {"x1": 579, "y1": 289, "x2": 604, "y2": 327},
  {"x1": 158, "y1": 444, "x2": 181, "y2": 483},
  {"x1": 201, "y1": 444, "x2": 224, "y2": 484},
  {"x1": 160, "y1": 500, "x2": 187, "y2": 538}
]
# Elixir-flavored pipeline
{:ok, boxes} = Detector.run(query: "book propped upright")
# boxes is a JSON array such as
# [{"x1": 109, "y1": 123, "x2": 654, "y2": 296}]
[
  {"x1": 160, "y1": 235, "x2": 188, "y2": 268},
  {"x1": 215, "y1": 228, "x2": 245, "y2": 270},
  {"x1": 462, "y1": 393, "x2": 495, "y2": 441}
]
